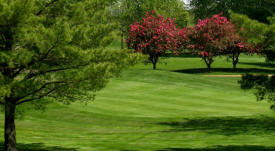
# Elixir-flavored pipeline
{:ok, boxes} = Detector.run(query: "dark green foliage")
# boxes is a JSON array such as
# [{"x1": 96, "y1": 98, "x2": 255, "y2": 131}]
[
  {"x1": 113, "y1": 0, "x2": 189, "y2": 29},
  {"x1": 0, "y1": 0, "x2": 136, "y2": 107},
  {"x1": 231, "y1": 13, "x2": 275, "y2": 61},
  {"x1": 239, "y1": 74, "x2": 275, "y2": 109},
  {"x1": 232, "y1": 13, "x2": 275, "y2": 107},
  {"x1": 189, "y1": 0, "x2": 275, "y2": 23},
  {"x1": 0, "y1": 0, "x2": 140, "y2": 150}
]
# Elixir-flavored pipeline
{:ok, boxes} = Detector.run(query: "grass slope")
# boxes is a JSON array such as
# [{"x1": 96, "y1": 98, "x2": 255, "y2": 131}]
[{"x1": 1, "y1": 55, "x2": 275, "y2": 151}]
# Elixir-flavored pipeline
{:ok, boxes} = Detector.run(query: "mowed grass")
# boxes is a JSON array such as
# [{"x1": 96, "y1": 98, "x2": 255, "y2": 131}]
[{"x1": 1, "y1": 55, "x2": 275, "y2": 151}]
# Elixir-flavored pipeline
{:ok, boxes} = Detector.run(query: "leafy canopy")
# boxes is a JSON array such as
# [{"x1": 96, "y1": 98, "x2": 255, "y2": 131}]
[
  {"x1": 182, "y1": 14, "x2": 234, "y2": 71},
  {"x1": 126, "y1": 11, "x2": 180, "y2": 69},
  {"x1": 0, "y1": 0, "x2": 137, "y2": 107},
  {"x1": 112, "y1": 0, "x2": 189, "y2": 32},
  {"x1": 180, "y1": 13, "x2": 257, "y2": 71},
  {"x1": 189, "y1": 0, "x2": 275, "y2": 23},
  {"x1": 230, "y1": 12, "x2": 275, "y2": 61}
]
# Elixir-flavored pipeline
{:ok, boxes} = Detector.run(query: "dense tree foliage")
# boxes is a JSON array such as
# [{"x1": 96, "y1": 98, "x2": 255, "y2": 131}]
[
  {"x1": 239, "y1": 75, "x2": 275, "y2": 109},
  {"x1": 189, "y1": 0, "x2": 275, "y2": 23},
  {"x1": 221, "y1": 33, "x2": 259, "y2": 70},
  {"x1": 231, "y1": 12, "x2": 275, "y2": 62},
  {"x1": 182, "y1": 14, "x2": 237, "y2": 71},
  {"x1": 0, "y1": 0, "x2": 139, "y2": 150},
  {"x1": 112, "y1": 0, "x2": 189, "y2": 49},
  {"x1": 233, "y1": 12, "x2": 275, "y2": 108},
  {"x1": 126, "y1": 11, "x2": 179, "y2": 70},
  {"x1": 181, "y1": 13, "x2": 258, "y2": 71}
]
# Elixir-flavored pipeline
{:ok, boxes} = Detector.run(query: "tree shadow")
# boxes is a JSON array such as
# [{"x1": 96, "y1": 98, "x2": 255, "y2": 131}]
[
  {"x1": 158, "y1": 145, "x2": 275, "y2": 151},
  {"x1": 239, "y1": 62, "x2": 275, "y2": 68},
  {"x1": 158, "y1": 116, "x2": 275, "y2": 136},
  {"x1": 0, "y1": 142, "x2": 78, "y2": 151},
  {"x1": 167, "y1": 53, "x2": 200, "y2": 58},
  {"x1": 173, "y1": 68, "x2": 275, "y2": 74}
]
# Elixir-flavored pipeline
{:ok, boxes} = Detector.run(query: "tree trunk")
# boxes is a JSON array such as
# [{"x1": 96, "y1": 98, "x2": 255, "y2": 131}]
[
  {"x1": 232, "y1": 53, "x2": 239, "y2": 71},
  {"x1": 233, "y1": 62, "x2": 237, "y2": 71},
  {"x1": 153, "y1": 62, "x2": 157, "y2": 70},
  {"x1": 207, "y1": 63, "x2": 211, "y2": 72},
  {"x1": 121, "y1": 31, "x2": 124, "y2": 49},
  {"x1": 203, "y1": 57, "x2": 212, "y2": 73},
  {"x1": 4, "y1": 101, "x2": 17, "y2": 151},
  {"x1": 151, "y1": 55, "x2": 158, "y2": 70}
]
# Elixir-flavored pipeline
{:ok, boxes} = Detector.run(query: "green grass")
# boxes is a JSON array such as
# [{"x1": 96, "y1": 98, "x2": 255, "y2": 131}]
[{"x1": 1, "y1": 55, "x2": 275, "y2": 151}]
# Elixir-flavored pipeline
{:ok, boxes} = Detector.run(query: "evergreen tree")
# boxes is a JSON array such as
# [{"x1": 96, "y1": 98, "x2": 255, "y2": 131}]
[{"x1": 0, "y1": 0, "x2": 137, "y2": 150}]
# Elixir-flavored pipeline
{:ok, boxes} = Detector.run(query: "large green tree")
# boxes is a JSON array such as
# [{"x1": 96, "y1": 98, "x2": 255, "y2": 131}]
[
  {"x1": 112, "y1": 0, "x2": 189, "y2": 49},
  {"x1": 0, "y1": 0, "x2": 138, "y2": 150},
  {"x1": 189, "y1": 0, "x2": 275, "y2": 23}
]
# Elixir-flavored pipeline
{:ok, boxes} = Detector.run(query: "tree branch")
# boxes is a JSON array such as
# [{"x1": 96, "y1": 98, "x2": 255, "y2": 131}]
[
  {"x1": 36, "y1": 0, "x2": 59, "y2": 16},
  {"x1": 12, "y1": 66, "x2": 24, "y2": 78},
  {"x1": 23, "y1": 35, "x2": 60, "y2": 80},
  {"x1": 16, "y1": 84, "x2": 63, "y2": 105},
  {"x1": 24, "y1": 63, "x2": 88, "y2": 80},
  {"x1": 16, "y1": 81, "x2": 67, "y2": 102}
]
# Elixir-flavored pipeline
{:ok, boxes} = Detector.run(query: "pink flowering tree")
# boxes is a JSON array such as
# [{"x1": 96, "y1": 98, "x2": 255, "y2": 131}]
[
  {"x1": 222, "y1": 33, "x2": 260, "y2": 70},
  {"x1": 126, "y1": 11, "x2": 180, "y2": 70},
  {"x1": 182, "y1": 14, "x2": 237, "y2": 72},
  {"x1": 180, "y1": 13, "x2": 259, "y2": 72}
]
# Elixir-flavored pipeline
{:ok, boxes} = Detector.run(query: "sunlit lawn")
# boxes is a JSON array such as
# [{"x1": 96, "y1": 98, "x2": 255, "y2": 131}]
[{"x1": 1, "y1": 54, "x2": 275, "y2": 151}]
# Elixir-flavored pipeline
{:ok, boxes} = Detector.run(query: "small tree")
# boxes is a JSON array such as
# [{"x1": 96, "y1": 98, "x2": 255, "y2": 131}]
[
  {"x1": 126, "y1": 11, "x2": 179, "y2": 70},
  {"x1": 223, "y1": 34, "x2": 259, "y2": 70},
  {"x1": 182, "y1": 13, "x2": 238, "y2": 72}
]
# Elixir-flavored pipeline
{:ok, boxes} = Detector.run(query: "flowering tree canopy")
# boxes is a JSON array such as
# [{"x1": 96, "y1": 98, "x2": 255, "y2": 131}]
[
  {"x1": 182, "y1": 13, "x2": 256, "y2": 72},
  {"x1": 126, "y1": 11, "x2": 180, "y2": 70},
  {"x1": 222, "y1": 33, "x2": 260, "y2": 70}
]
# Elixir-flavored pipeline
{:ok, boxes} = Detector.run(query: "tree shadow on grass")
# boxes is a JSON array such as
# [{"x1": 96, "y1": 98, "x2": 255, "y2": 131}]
[
  {"x1": 173, "y1": 68, "x2": 275, "y2": 74},
  {"x1": 158, "y1": 145, "x2": 275, "y2": 151},
  {"x1": 0, "y1": 142, "x2": 78, "y2": 151},
  {"x1": 239, "y1": 62, "x2": 275, "y2": 68},
  {"x1": 158, "y1": 116, "x2": 275, "y2": 136}
]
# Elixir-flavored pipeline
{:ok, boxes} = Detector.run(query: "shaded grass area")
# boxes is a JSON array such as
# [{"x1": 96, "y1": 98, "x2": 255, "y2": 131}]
[
  {"x1": 173, "y1": 68, "x2": 275, "y2": 74},
  {"x1": 158, "y1": 116, "x2": 275, "y2": 136},
  {"x1": 0, "y1": 142, "x2": 77, "y2": 151},
  {"x1": 158, "y1": 145, "x2": 275, "y2": 151},
  {"x1": 239, "y1": 62, "x2": 275, "y2": 68}
]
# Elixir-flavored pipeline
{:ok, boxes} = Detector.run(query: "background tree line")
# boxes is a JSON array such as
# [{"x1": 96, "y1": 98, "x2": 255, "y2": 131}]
[
  {"x1": 110, "y1": 0, "x2": 189, "y2": 49},
  {"x1": 188, "y1": 0, "x2": 275, "y2": 23}
]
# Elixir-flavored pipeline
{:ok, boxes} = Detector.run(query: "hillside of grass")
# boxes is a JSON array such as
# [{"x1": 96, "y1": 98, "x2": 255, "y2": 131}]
[{"x1": 1, "y1": 55, "x2": 275, "y2": 151}]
